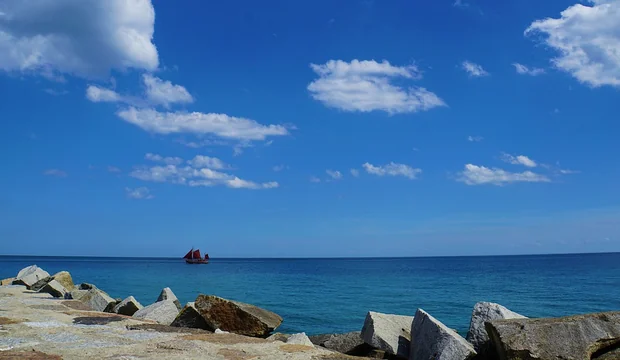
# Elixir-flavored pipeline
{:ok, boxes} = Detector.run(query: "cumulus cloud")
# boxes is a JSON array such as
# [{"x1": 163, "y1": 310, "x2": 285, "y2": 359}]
[
  {"x1": 125, "y1": 187, "x2": 153, "y2": 200},
  {"x1": 362, "y1": 162, "x2": 421, "y2": 179},
  {"x1": 145, "y1": 153, "x2": 183, "y2": 166},
  {"x1": 326, "y1": 169, "x2": 343, "y2": 180},
  {"x1": 350, "y1": 169, "x2": 360, "y2": 177},
  {"x1": 513, "y1": 63, "x2": 546, "y2": 76},
  {"x1": 43, "y1": 168, "x2": 67, "y2": 177},
  {"x1": 462, "y1": 61, "x2": 489, "y2": 77},
  {"x1": 86, "y1": 85, "x2": 121, "y2": 102},
  {"x1": 116, "y1": 107, "x2": 289, "y2": 141},
  {"x1": 526, "y1": 1, "x2": 620, "y2": 87},
  {"x1": 0, "y1": 0, "x2": 158, "y2": 79},
  {"x1": 143, "y1": 74, "x2": 193, "y2": 107},
  {"x1": 187, "y1": 155, "x2": 227, "y2": 170},
  {"x1": 458, "y1": 164, "x2": 550, "y2": 185},
  {"x1": 307, "y1": 59, "x2": 445, "y2": 114},
  {"x1": 501, "y1": 153, "x2": 537, "y2": 168}
]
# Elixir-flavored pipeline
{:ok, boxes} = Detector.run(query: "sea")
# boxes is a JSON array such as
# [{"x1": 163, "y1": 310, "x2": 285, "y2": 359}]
[{"x1": 1, "y1": 253, "x2": 619, "y2": 336}]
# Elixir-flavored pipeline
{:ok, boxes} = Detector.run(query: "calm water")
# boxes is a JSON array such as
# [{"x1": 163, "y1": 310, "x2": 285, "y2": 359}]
[{"x1": 1, "y1": 254, "x2": 619, "y2": 335}]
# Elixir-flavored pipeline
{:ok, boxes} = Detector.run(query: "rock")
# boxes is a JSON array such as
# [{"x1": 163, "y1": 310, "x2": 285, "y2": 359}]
[
  {"x1": 29, "y1": 276, "x2": 53, "y2": 291},
  {"x1": 12, "y1": 265, "x2": 50, "y2": 289},
  {"x1": 311, "y1": 332, "x2": 365, "y2": 355},
  {"x1": 52, "y1": 271, "x2": 74, "y2": 291},
  {"x1": 157, "y1": 287, "x2": 182, "y2": 311},
  {"x1": 466, "y1": 302, "x2": 525, "y2": 357},
  {"x1": 215, "y1": 328, "x2": 230, "y2": 334},
  {"x1": 170, "y1": 302, "x2": 210, "y2": 329},
  {"x1": 112, "y1": 296, "x2": 143, "y2": 316},
  {"x1": 38, "y1": 279, "x2": 68, "y2": 298},
  {"x1": 194, "y1": 294, "x2": 283, "y2": 337},
  {"x1": 78, "y1": 283, "x2": 95, "y2": 290},
  {"x1": 486, "y1": 311, "x2": 620, "y2": 360},
  {"x1": 287, "y1": 332, "x2": 314, "y2": 347},
  {"x1": 70, "y1": 289, "x2": 88, "y2": 301},
  {"x1": 133, "y1": 300, "x2": 179, "y2": 325},
  {"x1": 410, "y1": 309, "x2": 476, "y2": 360},
  {"x1": 78, "y1": 288, "x2": 116, "y2": 312},
  {"x1": 268, "y1": 332, "x2": 291, "y2": 342},
  {"x1": 1, "y1": 277, "x2": 15, "y2": 286},
  {"x1": 361, "y1": 311, "x2": 414, "y2": 358}
]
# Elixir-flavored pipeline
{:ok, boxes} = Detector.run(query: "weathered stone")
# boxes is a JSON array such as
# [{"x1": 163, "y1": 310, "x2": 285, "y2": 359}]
[
  {"x1": 194, "y1": 294, "x2": 283, "y2": 337},
  {"x1": 171, "y1": 302, "x2": 210, "y2": 329},
  {"x1": 51, "y1": 271, "x2": 74, "y2": 291},
  {"x1": 410, "y1": 309, "x2": 476, "y2": 360},
  {"x1": 486, "y1": 311, "x2": 620, "y2": 360},
  {"x1": 29, "y1": 276, "x2": 53, "y2": 291},
  {"x1": 78, "y1": 288, "x2": 116, "y2": 312},
  {"x1": 268, "y1": 332, "x2": 291, "y2": 342},
  {"x1": 12, "y1": 265, "x2": 50, "y2": 289},
  {"x1": 311, "y1": 332, "x2": 366, "y2": 355},
  {"x1": 133, "y1": 300, "x2": 179, "y2": 325},
  {"x1": 78, "y1": 283, "x2": 95, "y2": 290},
  {"x1": 157, "y1": 287, "x2": 182, "y2": 311},
  {"x1": 287, "y1": 332, "x2": 314, "y2": 347},
  {"x1": 361, "y1": 311, "x2": 413, "y2": 358},
  {"x1": 112, "y1": 296, "x2": 143, "y2": 316},
  {"x1": 0, "y1": 277, "x2": 15, "y2": 286},
  {"x1": 466, "y1": 302, "x2": 525, "y2": 357},
  {"x1": 38, "y1": 279, "x2": 68, "y2": 298},
  {"x1": 69, "y1": 289, "x2": 88, "y2": 301}
]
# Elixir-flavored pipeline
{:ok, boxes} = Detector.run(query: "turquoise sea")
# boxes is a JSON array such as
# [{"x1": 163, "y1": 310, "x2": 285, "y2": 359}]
[{"x1": 1, "y1": 253, "x2": 619, "y2": 335}]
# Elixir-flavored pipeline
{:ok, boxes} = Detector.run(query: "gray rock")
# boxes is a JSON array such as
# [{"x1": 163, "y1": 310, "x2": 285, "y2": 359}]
[
  {"x1": 310, "y1": 332, "x2": 365, "y2": 355},
  {"x1": 78, "y1": 283, "x2": 95, "y2": 290},
  {"x1": 51, "y1": 271, "x2": 74, "y2": 291},
  {"x1": 361, "y1": 311, "x2": 413, "y2": 358},
  {"x1": 29, "y1": 276, "x2": 53, "y2": 292},
  {"x1": 69, "y1": 289, "x2": 89, "y2": 301},
  {"x1": 486, "y1": 311, "x2": 620, "y2": 360},
  {"x1": 1, "y1": 277, "x2": 15, "y2": 286},
  {"x1": 112, "y1": 296, "x2": 143, "y2": 316},
  {"x1": 194, "y1": 294, "x2": 283, "y2": 337},
  {"x1": 410, "y1": 309, "x2": 476, "y2": 360},
  {"x1": 287, "y1": 332, "x2": 314, "y2": 347},
  {"x1": 78, "y1": 288, "x2": 116, "y2": 312},
  {"x1": 170, "y1": 302, "x2": 210, "y2": 329},
  {"x1": 38, "y1": 279, "x2": 68, "y2": 298},
  {"x1": 133, "y1": 300, "x2": 179, "y2": 325},
  {"x1": 267, "y1": 333, "x2": 291, "y2": 342},
  {"x1": 466, "y1": 302, "x2": 525, "y2": 356},
  {"x1": 157, "y1": 287, "x2": 182, "y2": 311},
  {"x1": 13, "y1": 265, "x2": 50, "y2": 289}
]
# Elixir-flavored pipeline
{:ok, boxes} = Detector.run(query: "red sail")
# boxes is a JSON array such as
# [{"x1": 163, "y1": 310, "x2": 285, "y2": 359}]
[
  {"x1": 183, "y1": 250, "x2": 193, "y2": 259},
  {"x1": 193, "y1": 249, "x2": 201, "y2": 259}
]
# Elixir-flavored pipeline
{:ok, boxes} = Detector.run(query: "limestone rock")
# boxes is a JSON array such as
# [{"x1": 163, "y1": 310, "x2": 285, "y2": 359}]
[
  {"x1": 38, "y1": 279, "x2": 68, "y2": 298},
  {"x1": 486, "y1": 311, "x2": 620, "y2": 360},
  {"x1": 133, "y1": 300, "x2": 179, "y2": 325},
  {"x1": 466, "y1": 302, "x2": 525, "y2": 357},
  {"x1": 78, "y1": 288, "x2": 116, "y2": 312},
  {"x1": 410, "y1": 309, "x2": 476, "y2": 360},
  {"x1": 157, "y1": 287, "x2": 182, "y2": 311},
  {"x1": 171, "y1": 302, "x2": 210, "y2": 330},
  {"x1": 194, "y1": 294, "x2": 283, "y2": 337},
  {"x1": 51, "y1": 271, "x2": 74, "y2": 291},
  {"x1": 69, "y1": 289, "x2": 88, "y2": 301},
  {"x1": 311, "y1": 332, "x2": 365, "y2": 355},
  {"x1": 287, "y1": 332, "x2": 314, "y2": 347},
  {"x1": 29, "y1": 276, "x2": 53, "y2": 291},
  {"x1": 13, "y1": 265, "x2": 50, "y2": 289},
  {"x1": 0, "y1": 277, "x2": 15, "y2": 286},
  {"x1": 112, "y1": 296, "x2": 143, "y2": 316},
  {"x1": 267, "y1": 333, "x2": 291, "y2": 342},
  {"x1": 361, "y1": 311, "x2": 413, "y2": 358}
]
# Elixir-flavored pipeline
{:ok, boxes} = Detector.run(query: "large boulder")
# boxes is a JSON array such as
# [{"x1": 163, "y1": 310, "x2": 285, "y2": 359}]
[
  {"x1": 287, "y1": 333, "x2": 314, "y2": 347},
  {"x1": 194, "y1": 294, "x2": 282, "y2": 337},
  {"x1": 38, "y1": 280, "x2": 68, "y2": 298},
  {"x1": 13, "y1": 265, "x2": 50, "y2": 289},
  {"x1": 466, "y1": 302, "x2": 526, "y2": 357},
  {"x1": 410, "y1": 309, "x2": 476, "y2": 360},
  {"x1": 78, "y1": 288, "x2": 116, "y2": 312},
  {"x1": 133, "y1": 300, "x2": 179, "y2": 325},
  {"x1": 0, "y1": 277, "x2": 15, "y2": 286},
  {"x1": 112, "y1": 296, "x2": 143, "y2": 316},
  {"x1": 29, "y1": 276, "x2": 53, "y2": 291},
  {"x1": 311, "y1": 332, "x2": 366, "y2": 355},
  {"x1": 171, "y1": 302, "x2": 210, "y2": 329},
  {"x1": 486, "y1": 311, "x2": 620, "y2": 360},
  {"x1": 51, "y1": 271, "x2": 74, "y2": 291},
  {"x1": 157, "y1": 287, "x2": 182, "y2": 311},
  {"x1": 361, "y1": 311, "x2": 414, "y2": 358}
]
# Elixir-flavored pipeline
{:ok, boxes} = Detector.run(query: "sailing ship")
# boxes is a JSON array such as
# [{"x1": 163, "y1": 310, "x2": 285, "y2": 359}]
[{"x1": 183, "y1": 248, "x2": 210, "y2": 264}]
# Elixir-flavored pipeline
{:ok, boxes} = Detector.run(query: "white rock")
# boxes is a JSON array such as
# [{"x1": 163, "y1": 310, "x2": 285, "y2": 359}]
[
  {"x1": 13, "y1": 265, "x2": 50, "y2": 288},
  {"x1": 287, "y1": 332, "x2": 314, "y2": 347},
  {"x1": 214, "y1": 328, "x2": 229, "y2": 334},
  {"x1": 466, "y1": 302, "x2": 526, "y2": 355},
  {"x1": 38, "y1": 279, "x2": 67, "y2": 298},
  {"x1": 157, "y1": 287, "x2": 181, "y2": 311},
  {"x1": 133, "y1": 300, "x2": 179, "y2": 325},
  {"x1": 361, "y1": 311, "x2": 414, "y2": 358},
  {"x1": 410, "y1": 309, "x2": 476, "y2": 360},
  {"x1": 79, "y1": 288, "x2": 116, "y2": 312},
  {"x1": 113, "y1": 296, "x2": 143, "y2": 316}
]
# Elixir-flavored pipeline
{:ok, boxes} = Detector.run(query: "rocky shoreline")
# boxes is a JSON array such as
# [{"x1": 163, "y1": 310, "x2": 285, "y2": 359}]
[{"x1": 2, "y1": 265, "x2": 620, "y2": 360}]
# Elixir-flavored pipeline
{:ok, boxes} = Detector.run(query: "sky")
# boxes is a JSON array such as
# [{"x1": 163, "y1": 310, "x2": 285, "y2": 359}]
[{"x1": 1, "y1": 0, "x2": 619, "y2": 257}]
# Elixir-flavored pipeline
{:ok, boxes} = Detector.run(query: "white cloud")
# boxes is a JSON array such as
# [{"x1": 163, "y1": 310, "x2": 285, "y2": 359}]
[
  {"x1": 273, "y1": 164, "x2": 286, "y2": 172},
  {"x1": 526, "y1": 1, "x2": 620, "y2": 87},
  {"x1": 468, "y1": 135, "x2": 483, "y2": 142},
  {"x1": 0, "y1": 0, "x2": 158, "y2": 79},
  {"x1": 143, "y1": 74, "x2": 193, "y2": 107},
  {"x1": 362, "y1": 162, "x2": 421, "y2": 179},
  {"x1": 145, "y1": 153, "x2": 183, "y2": 166},
  {"x1": 513, "y1": 63, "x2": 546, "y2": 76},
  {"x1": 43, "y1": 169, "x2": 67, "y2": 177},
  {"x1": 107, "y1": 166, "x2": 121, "y2": 173},
  {"x1": 458, "y1": 164, "x2": 550, "y2": 185},
  {"x1": 309, "y1": 176, "x2": 321, "y2": 183},
  {"x1": 462, "y1": 61, "x2": 489, "y2": 77},
  {"x1": 501, "y1": 153, "x2": 537, "y2": 168},
  {"x1": 116, "y1": 107, "x2": 289, "y2": 141},
  {"x1": 187, "y1": 155, "x2": 227, "y2": 170},
  {"x1": 307, "y1": 59, "x2": 445, "y2": 114},
  {"x1": 125, "y1": 187, "x2": 153, "y2": 200},
  {"x1": 86, "y1": 85, "x2": 121, "y2": 102},
  {"x1": 326, "y1": 169, "x2": 343, "y2": 180},
  {"x1": 559, "y1": 168, "x2": 581, "y2": 175},
  {"x1": 350, "y1": 169, "x2": 360, "y2": 177}
]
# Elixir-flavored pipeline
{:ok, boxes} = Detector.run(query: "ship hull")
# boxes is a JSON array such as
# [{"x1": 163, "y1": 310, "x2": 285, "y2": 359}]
[{"x1": 185, "y1": 259, "x2": 209, "y2": 264}]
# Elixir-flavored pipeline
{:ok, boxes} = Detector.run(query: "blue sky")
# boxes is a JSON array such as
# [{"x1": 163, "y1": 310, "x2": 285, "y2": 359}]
[{"x1": 1, "y1": 0, "x2": 619, "y2": 257}]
